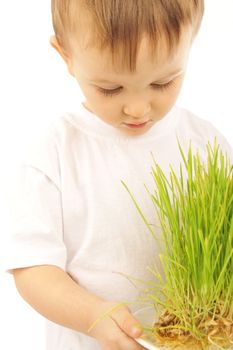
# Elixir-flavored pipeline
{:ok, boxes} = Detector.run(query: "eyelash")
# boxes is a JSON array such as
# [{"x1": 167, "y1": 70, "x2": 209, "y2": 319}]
[{"x1": 97, "y1": 80, "x2": 175, "y2": 97}]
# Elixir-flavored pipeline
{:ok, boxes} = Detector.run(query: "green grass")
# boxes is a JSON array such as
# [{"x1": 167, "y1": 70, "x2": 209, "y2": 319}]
[{"x1": 122, "y1": 139, "x2": 233, "y2": 349}]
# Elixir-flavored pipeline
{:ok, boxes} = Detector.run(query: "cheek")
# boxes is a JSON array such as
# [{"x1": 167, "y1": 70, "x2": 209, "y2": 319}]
[
  {"x1": 174, "y1": 76, "x2": 185, "y2": 95},
  {"x1": 152, "y1": 91, "x2": 177, "y2": 108},
  {"x1": 96, "y1": 100, "x2": 121, "y2": 121},
  {"x1": 152, "y1": 76, "x2": 184, "y2": 106},
  {"x1": 151, "y1": 86, "x2": 182, "y2": 115},
  {"x1": 162, "y1": 79, "x2": 184, "y2": 105},
  {"x1": 87, "y1": 94, "x2": 121, "y2": 121}
]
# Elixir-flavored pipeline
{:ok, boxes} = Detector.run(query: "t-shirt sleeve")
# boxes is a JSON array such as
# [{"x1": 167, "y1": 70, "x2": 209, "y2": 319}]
[
  {"x1": 5, "y1": 127, "x2": 67, "y2": 272},
  {"x1": 5, "y1": 165, "x2": 66, "y2": 272}
]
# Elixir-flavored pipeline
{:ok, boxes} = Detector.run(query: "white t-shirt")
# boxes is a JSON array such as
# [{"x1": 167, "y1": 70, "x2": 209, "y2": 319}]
[{"x1": 6, "y1": 103, "x2": 233, "y2": 350}]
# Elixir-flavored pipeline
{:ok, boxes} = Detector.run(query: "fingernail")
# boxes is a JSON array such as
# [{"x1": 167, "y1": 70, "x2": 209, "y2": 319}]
[{"x1": 131, "y1": 325, "x2": 142, "y2": 337}]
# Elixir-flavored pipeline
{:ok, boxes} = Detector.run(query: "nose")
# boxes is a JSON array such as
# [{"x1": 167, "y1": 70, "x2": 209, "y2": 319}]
[{"x1": 123, "y1": 101, "x2": 151, "y2": 119}]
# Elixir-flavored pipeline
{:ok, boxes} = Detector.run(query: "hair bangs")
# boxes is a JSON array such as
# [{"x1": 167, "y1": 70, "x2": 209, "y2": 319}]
[{"x1": 51, "y1": 0, "x2": 204, "y2": 72}]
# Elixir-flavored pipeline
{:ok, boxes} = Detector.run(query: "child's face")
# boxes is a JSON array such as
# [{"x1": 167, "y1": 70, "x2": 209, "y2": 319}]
[{"x1": 52, "y1": 30, "x2": 192, "y2": 136}]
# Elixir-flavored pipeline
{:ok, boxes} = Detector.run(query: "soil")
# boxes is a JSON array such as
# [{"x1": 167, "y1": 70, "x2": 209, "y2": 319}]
[{"x1": 150, "y1": 309, "x2": 233, "y2": 350}]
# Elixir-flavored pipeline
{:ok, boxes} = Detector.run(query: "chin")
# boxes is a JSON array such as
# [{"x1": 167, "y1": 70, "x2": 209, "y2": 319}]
[{"x1": 120, "y1": 127, "x2": 149, "y2": 137}]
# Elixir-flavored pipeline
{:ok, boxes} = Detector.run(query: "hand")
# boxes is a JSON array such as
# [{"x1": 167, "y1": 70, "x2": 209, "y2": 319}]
[{"x1": 88, "y1": 301, "x2": 146, "y2": 350}]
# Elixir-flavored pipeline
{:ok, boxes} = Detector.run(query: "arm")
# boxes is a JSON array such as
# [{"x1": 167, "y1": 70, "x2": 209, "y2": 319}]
[{"x1": 13, "y1": 265, "x2": 144, "y2": 349}]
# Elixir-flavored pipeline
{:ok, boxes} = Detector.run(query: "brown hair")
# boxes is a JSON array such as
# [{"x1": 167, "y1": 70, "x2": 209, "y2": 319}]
[{"x1": 51, "y1": 0, "x2": 204, "y2": 72}]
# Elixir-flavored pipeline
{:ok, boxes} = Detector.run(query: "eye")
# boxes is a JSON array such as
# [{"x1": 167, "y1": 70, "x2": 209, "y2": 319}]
[
  {"x1": 151, "y1": 80, "x2": 175, "y2": 92},
  {"x1": 96, "y1": 86, "x2": 123, "y2": 97},
  {"x1": 96, "y1": 79, "x2": 175, "y2": 97}
]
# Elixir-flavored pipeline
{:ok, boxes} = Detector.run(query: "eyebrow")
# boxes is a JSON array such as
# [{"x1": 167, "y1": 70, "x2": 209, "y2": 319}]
[{"x1": 91, "y1": 69, "x2": 183, "y2": 85}]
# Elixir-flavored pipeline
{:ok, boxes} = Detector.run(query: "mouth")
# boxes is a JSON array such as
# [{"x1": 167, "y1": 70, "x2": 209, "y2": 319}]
[{"x1": 123, "y1": 121, "x2": 151, "y2": 129}]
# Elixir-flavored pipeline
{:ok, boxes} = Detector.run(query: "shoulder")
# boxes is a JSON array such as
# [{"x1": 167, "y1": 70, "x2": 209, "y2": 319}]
[
  {"x1": 174, "y1": 106, "x2": 233, "y2": 160},
  {"x1": 18, "y1": 113, "x2": 83, "y2": 186},
  {"x1": 25, "y1": 110, "x2": 88, "y2": 156},
  {"x1": 175, "y1": 107, "x2": 219, "y2": 139}
]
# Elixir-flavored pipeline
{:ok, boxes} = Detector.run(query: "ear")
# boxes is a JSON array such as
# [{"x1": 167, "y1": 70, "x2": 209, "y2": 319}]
[{"x1": 50, "y1": 36, "x2": 75, "y2": 76}]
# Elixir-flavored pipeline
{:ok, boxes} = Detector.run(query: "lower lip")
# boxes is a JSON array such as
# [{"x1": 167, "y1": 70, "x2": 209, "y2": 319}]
[{"x1": 123, "y1": 121, "x2": 149, "y2": 129}]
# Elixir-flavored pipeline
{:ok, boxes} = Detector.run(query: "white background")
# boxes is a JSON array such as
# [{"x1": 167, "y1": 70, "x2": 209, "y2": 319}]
[{"x1": 0, "y1": 1, "x2": 232, "y2": 349}]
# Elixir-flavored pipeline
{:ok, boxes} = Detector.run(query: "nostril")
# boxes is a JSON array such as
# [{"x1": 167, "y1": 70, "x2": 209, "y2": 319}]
[{"x1": 123, "y1": 104, "x2": 151, "y2": 118}]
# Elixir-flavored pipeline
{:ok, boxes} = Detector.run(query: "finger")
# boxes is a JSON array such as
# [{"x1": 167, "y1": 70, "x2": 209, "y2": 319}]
[{"x1": 110, "y1": 305, "x2": 143, "y2": 338}]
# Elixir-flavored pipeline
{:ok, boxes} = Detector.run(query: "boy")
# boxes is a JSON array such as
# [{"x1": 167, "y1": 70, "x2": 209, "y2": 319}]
[{"x1": 6, "y1": 1, "x2": 232, "y2": 350}]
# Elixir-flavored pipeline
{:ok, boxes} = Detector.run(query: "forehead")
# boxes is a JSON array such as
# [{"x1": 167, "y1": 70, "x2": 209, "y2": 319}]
[{"x1": 70, "y1": 30, "x2": 192, "y2": 83}]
